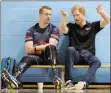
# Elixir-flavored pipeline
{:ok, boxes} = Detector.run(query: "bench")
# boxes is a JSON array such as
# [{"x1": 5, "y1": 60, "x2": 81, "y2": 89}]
[{"x1": 22, "y1": 65, "x2": 110, "y2": 89}]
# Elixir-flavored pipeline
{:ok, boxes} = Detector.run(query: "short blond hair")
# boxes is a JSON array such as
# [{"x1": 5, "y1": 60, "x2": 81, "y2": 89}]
[
  {"x1": 39, "y1": 6, "x2": 52, "y2": 14},
  {"x1": 71, "y1": 5, "x2": 85, "y2": 16}
]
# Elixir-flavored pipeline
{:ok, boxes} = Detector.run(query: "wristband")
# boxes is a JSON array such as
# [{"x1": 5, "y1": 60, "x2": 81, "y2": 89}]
[{"x1": 34, "y1": 45, "x2": 36, "y2": 51}]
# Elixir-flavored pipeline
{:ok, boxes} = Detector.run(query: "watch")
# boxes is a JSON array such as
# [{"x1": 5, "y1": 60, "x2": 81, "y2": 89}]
[{"x1": 34, "y1": 45, "x2": 36, "y2": 51}]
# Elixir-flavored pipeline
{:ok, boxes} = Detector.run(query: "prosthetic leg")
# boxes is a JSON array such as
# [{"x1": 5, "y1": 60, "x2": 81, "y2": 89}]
[
  {"x1": 1, "y1": 56, "x2": 34, "y2": 89},
  {"x1": 1, "y1": 68, "x2": 22, "y2": 89},
  {"x1": 44, "y1": 45, "x2": 62, "y2": 89}
]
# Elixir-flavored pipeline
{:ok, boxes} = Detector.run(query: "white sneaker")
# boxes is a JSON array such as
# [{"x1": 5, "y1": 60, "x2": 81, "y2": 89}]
[{"x1": 75, "y1": 81, "x2": 86, "y2": 90}]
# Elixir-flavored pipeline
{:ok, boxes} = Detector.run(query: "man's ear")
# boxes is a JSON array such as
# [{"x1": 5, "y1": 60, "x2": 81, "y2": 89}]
[{"x1": 81, "y1": 12, "x2": 84, "y2": 16}]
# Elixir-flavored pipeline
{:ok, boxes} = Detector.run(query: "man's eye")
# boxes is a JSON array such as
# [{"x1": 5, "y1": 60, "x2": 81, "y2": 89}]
[
  {"x1": 77, "y1": 14, "x2": 79, "y2": 16},
  {"x1": 44, "y1": 13, "x2": 51, "y2": 16},
  {"x1": 45, "y1": 14, "x2": 48, "y2": 16}
]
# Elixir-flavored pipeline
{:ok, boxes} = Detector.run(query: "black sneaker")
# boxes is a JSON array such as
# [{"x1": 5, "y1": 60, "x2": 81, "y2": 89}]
[
  {"x1": 1, "y1": 69, "x2": 22, "y2": 89},
  {"x1": 65, "y1": 80, "x2": 75, "y2": 89}
]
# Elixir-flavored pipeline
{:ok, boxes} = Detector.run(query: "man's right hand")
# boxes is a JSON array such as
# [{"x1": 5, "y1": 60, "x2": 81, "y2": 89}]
[
  {"x1": 34, "y1": 44, "x2": 49, "y2": 54},
  {"x1": 35, "y1": 50, "x2": 42, "y2": 54},
  {"x1": 60, "y1": 10, "x2": 69, "y2": 34},
  {"x1": 61, "y1": 10, "x2": 68, "y2": 18}
]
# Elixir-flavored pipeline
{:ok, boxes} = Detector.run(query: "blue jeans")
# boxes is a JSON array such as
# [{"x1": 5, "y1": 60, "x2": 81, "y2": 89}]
[{"x1": 64, "y1": 47, "x2": 101, "y2": 85}]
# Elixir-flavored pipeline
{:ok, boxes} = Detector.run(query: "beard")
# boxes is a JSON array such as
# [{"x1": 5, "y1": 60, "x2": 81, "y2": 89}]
[{"x1": 75, "y1": 20, "x2": 80, "y2": 25}]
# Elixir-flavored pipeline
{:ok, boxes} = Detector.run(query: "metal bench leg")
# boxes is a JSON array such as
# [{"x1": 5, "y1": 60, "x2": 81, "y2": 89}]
[{"x1": 61, "y1": 68, "x2": 65, "y2": 88}]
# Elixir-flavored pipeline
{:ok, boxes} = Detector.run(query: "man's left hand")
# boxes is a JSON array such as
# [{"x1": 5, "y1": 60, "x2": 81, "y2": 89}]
[{"x1": 96, "y1": 4, "x2": 103, "y2": 14}]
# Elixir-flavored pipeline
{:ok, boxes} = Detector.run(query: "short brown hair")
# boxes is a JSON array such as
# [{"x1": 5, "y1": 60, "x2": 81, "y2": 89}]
[
  {"x1": 39, "y1": 6, "x2": 52, "y2": 14},
  {"x1": 71, "y1": 5, "x2": 85, "y2": 16}
]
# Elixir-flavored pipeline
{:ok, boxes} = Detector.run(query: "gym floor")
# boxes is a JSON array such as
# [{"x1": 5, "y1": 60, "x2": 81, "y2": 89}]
[{"x1": 1, "y1": 89, "x2": 110, "y2": 93}]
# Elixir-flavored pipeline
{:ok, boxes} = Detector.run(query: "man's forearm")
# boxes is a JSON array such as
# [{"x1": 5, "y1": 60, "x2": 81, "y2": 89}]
[
  {"x1": 100, "y1": 10, "x2": 110, "y2": 23},
  {"x1": 35, "y1": 45, "x2": 45, "y2": 51},
  {"x1": 26, "y1": 44, "x2": 47, "y2": 54},
  {"x1": 60, "y1": 17, "x2": 68, "y2": 34},
  {"x1": 26, "y1": 48, "x2": 42, "y2": 55},
  {"x1": 35, "y1": 44, "x2": 49, "y2": 51}
]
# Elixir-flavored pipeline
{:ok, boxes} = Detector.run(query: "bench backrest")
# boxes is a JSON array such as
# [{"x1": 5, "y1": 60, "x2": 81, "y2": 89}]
[{"x1": 1, "y1": 1, "x2": 110, "y2": 66}]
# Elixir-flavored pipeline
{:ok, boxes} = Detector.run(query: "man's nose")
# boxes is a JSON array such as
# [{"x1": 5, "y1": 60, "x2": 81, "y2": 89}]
[
  {"x1": 74, "y1": 17, "x2": 77, "y2": 21},
  {"x1": 48, "y1": 15, "x2": 51, "y2": 18},
  {"x1": 48, "y1": 16, "x2": 51, "y2": 20}
]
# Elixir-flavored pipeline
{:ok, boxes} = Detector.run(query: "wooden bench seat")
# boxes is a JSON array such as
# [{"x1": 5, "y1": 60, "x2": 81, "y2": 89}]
[{"x1": 28, "y1": 65, "x2": 110, "y2": 89}]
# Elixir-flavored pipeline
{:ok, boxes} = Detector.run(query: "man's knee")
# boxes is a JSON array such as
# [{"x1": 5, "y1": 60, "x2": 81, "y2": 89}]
[
  {"x1": 44, "y1": 45, "x2": 57, "y2": 57},
  {"x1": 93, "y1": 56, "x2": 101, "y2": 68},
  {"x1": 45, "y1": 45, "x2": 56, "y2": 52},
  {"x1": 96, "y1": 60, "x2": 101, "y2": 68},
  {"x1": 44, "y1": 45, "x2": 58, "y2": 65},
  {"x1": 45, "y1": 45, "x2": 57, "y2": 57},
  {"x1": 67, "y1": 47, "x2": 76, "y2": 52},
  {"x1": 90, "y1": 58, "x2": 101, "y2": 68}
]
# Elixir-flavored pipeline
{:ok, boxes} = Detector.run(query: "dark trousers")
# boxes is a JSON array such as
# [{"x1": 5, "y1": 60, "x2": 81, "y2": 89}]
[
  {"x1": 65, "y1": 47, "x2": 101, "y2": 85},
  {"x1": 15, "y1": 45, "x2": 59, "y2": 78}
]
